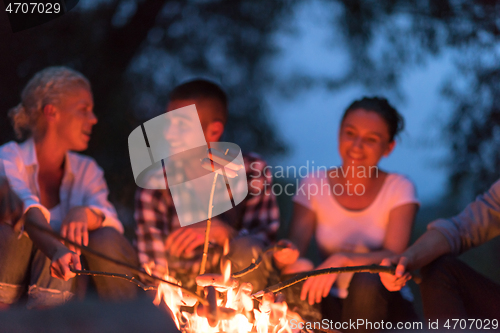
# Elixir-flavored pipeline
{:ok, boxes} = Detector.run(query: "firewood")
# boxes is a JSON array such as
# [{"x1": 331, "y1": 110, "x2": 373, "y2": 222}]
[
  {"x1": 205, "y1": 286, "x2": 218, "y2": 327},
  {"x1": 196, "y1": 303, "x2": 237, "y2": 321},
  {"x1": 196, "y1": 273, "x2": 238, "y2": 289}
]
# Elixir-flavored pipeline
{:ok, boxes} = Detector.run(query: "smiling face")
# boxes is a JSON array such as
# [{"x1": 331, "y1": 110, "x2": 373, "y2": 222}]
[
  {"x1": 54, "y1": 86, "x2": 97, "y2": 151},
  {"x1": 338, "y1": 108, "x2": 395, "y2": 168},
  {"x1": 165, "y1": 98, "x2": 225, "y2": 154},
  {"x1": 162, "y1": 99, "x2": 206, "y2": 156}
]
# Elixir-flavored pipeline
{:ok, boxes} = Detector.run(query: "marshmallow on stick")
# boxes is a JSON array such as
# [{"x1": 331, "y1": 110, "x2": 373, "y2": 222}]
[{"x1": 201, "y1": 148, "x2": 243, "y2": 178}]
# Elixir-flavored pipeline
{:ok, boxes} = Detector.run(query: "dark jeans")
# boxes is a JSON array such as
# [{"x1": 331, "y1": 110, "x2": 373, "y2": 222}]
[
  {"x1": 322, "y1": 273, "x2": 418, "y2": 333},
  {"x1": 420, "y1": 255, "x2": 500, "y2": 321},
  {"x1": 0, "y1": 225, "x2": 139, "y2": 308}
]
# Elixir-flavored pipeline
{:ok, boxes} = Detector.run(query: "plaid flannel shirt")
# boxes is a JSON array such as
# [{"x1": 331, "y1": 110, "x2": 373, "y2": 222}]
[{"x1": 134, "y1": 153, "x2": 280, "y2": 283}]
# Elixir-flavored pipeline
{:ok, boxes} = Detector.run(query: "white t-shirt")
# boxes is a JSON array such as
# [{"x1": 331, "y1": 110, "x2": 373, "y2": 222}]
[{"x1": 293, "y1": 170, "x2": 419, "y2": 298}]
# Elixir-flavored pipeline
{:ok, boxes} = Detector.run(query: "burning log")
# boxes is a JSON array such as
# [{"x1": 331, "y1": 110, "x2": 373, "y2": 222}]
[
  {"x1": 196, "y1": 273, "x2": 239, "y2": 290},
  {"x1": 196, "y1": 303, "x2": 237, "y2": 321},
  {"x1": 205, "y1": 286, "x2": 218, "y2": 327},
  {"x1": 195, "y1": 286, "x2": 238, "y2": 328}
]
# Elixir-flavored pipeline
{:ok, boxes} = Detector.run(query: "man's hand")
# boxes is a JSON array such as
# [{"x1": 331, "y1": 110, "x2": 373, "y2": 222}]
[
  {"x1": 61, "y1": 206, "x2": 91, "y2": 255},
  {"x1": 165, "y1": 226, "x2": 206, "y2": 258},
  {"x1": 165, "y1": 218, "x2": 235, "y2": 258},
  {"x1": 50, "y1": 247, "x2": 81, "y2": 281},
  {"x1": 0, "y1": 177, "x2": 24, "y2": 231},
  {"x1": 273, "y1": 239, "x2": 299, "y2": 269},
  {"x1": 300, "y1": 253, "x2": 349, "y2": 305},
  {"x1": 379, "y1": 257, "x2": 412, "y2": 292}
]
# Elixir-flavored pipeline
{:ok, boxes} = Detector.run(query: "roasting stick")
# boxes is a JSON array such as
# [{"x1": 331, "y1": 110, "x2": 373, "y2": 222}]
[
  {"x1": 251, "y1": 265, "x2": 398, "y2": 298},
  {"x1": 198, "y1": 148, "x2": 230, "y2": 281},
  {"x1": 231, "y1": 243, "x2": 287, "y2": 278},
  {"x1": 71, "y1": 269, "x2": 157, "y2": 291},
  {"x1": 23, "y1": 219, "x2": 207, "y2": 304}
]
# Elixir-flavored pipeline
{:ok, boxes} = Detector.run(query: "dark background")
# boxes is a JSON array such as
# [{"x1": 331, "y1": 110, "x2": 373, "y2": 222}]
[{"x1": 1, "y1": 1, "x2": 499, "y2": 303}]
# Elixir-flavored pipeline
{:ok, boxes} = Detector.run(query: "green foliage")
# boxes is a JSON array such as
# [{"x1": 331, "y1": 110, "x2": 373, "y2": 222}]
[
  {"x1": 317, "y1": 0, "x2": 500, "y2": 200},
  {"x1": 0, "y1": 0, "x2": 293, "y2": 221}
]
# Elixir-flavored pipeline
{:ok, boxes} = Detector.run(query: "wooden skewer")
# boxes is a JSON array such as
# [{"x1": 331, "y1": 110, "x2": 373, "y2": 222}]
[
  {"x1": 251, "y1": 264, "x2": 397, "y2": 298},
  {"x1": 199, "y1": 149, "x2": 230, "y2": 279}
]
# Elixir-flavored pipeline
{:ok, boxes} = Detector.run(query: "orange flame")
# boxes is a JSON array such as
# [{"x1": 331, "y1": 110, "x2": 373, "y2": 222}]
[
  {"x1": 222, "y1": 260, "x2": 231, "y2": 285},
  {"x1": 153, "y1": 257, "x2": 297, "y2": 332}
]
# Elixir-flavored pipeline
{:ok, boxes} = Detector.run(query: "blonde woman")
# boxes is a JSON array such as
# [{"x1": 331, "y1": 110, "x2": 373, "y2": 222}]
[{"x1": 0, "y1": 67, "x2": 138, "y2": 309}]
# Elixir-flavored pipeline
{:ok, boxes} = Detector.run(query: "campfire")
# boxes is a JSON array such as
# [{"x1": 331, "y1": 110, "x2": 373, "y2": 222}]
[
  {"x1": 142, "y1": 247, "x2": 396, "y2": 333},
  {"x1": 146, "y1": 256, "x2": 301, "y2": 333},
  {"x1": 26, "y1": 214, "x2": 397, "y2": 333}
]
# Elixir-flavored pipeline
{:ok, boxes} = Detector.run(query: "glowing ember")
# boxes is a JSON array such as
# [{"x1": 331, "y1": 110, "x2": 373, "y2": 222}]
[{"x1": 222, "y1": 260, "x2": 231, "y2": 284}]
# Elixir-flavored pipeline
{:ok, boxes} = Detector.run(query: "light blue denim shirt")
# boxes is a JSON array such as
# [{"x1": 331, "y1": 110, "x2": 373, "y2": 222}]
[
  {"x1": 428, "y1": 179, "x2": 500, "y2": 254},
  {"x1": 0, "y1": 137, "x2": 123, "y2": 233}
]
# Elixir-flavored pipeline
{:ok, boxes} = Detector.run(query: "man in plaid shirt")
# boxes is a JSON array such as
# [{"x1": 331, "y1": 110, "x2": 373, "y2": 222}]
[{"x1": 134, "y1": 80, "x2": 280, "y2": 291}]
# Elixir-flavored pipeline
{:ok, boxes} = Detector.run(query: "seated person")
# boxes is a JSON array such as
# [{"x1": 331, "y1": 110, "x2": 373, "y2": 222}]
[
  {"x1": 380, "y1": 179, "x2": 500, "y2": 324},
  {"x1": 0, "y1": 67, "x2": 138, "y2": 309},
  {"x1": 283, "y1": 97, "x2": 419, "y2": 330},
  {"x1": 134, "y1": 79, "x2": 281, "y2": 292}
]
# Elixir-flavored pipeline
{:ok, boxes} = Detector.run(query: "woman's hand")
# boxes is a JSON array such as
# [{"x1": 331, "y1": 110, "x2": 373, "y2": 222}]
[
  {"x1": 50, "y1": 247, "x2": 81, "y2": 281},
  {"x1": 379, "y1": 257, "x2": 412, "y2": 292},
  {"x1": 61, "y1": 206, "x2": 91, "y2": 255},
  {"x1": 300, "y1": 253, "x2": 349, "y2": 305},
  {"x1": 273, "y1": 239, "x2": 300, "y2": 269}
]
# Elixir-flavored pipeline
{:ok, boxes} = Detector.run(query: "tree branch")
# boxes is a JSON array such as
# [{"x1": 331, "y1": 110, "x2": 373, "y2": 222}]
[
  {"x1": 231, "y1": 244, "x2": 286, "y2": 278},
  {"x1": 72, "y1": 269, "x2": 156, "y2": 291},
  {"x1": 251, "y1": 265, "x2": 396, "y2": 298}
]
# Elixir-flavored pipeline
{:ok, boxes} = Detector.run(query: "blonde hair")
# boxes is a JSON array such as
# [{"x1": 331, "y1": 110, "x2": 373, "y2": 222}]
[{"x1": 8, "y1": 66, "x2": 91, "y2": 140}]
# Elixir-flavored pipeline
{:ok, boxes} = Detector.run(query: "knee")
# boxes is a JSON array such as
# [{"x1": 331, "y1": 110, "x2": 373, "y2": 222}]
[
  {"x1": 349, "y1": 272, "x2": 387, "y2": 298},
  {"x1": 88, "y1": 227, "x2": 122, "y2": 252},
  {"x1": 421, "y1": 254, "x2": 459, "y2": 287},
  {"x1": 88, "y1": 227, "x2": 137, "y2": 263},
  {"x1": 421, "y1": 255, "x2": 458, "y2": 280}
]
